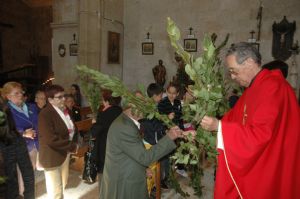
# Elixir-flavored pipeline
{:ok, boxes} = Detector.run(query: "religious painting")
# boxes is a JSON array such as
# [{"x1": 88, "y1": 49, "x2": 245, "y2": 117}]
[
  {"x1": 69, "y1": 44, "x2": 78, "y2": 56},
  {"x1": 184, "y1": 39, "x2": 197, "y2": 52},
  {"x1": 108, "y1": 31, "x2": 120, "y2": 64},
  {"x1": 272, "y1": 16, "x2": 296, "y2": 61},
  {"x1": 142, "y1": 42, "x2": 154, "y2": 55}
]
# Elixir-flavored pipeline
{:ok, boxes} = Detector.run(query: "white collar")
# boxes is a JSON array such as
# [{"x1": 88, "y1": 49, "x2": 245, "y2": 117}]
[
  {"x1": 52, "y1": 104, "x2": 75, "y2": 140},
  {"x1": 128, "y1": 116, "x2": 140, "y2": 129}
]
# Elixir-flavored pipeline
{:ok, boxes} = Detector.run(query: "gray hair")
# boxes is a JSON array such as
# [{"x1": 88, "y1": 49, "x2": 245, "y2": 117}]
[{"x1": 226, "y1": 42, "x2": 261, "y2": 65}]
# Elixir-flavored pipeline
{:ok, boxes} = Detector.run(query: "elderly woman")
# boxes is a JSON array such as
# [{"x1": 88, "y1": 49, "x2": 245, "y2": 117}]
[
  {"x1": 38, "y1": 84, "x2": 77, "y2": 199},
  {"x1": 2, "y1": 82, "x2": 38, "y2": 196},
  {"x1": 0, "y1": 94, "x2": 34, "y2": 199},
  {"x1": 34, "y1": 89, "x2": 47, "y2": 113}
]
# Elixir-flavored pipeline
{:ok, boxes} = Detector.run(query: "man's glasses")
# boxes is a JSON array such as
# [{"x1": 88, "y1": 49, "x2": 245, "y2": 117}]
[{"x1": 228, "y1": 68, "x2": 238, "y2": 76}]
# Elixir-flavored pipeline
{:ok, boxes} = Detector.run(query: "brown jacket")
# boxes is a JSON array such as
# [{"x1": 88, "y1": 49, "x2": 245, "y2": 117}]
[{"x1": 38, "y1": 104, "x2": 77, "y2": 168}]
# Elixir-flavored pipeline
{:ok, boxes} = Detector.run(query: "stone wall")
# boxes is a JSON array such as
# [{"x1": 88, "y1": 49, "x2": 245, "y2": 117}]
[
  {"x1": 50, "y1": 0, "x2": 299, "y2": 95},
  {"x1": 52, "y1": 0, "x2": 124, "y2": 89},
  {"x1": 31, "y1": 6, "x2": 53, "y2": 58},
  {"x1": 0, "y1": 0, "x2": 32, "y2": 70},
  {"x1": 51, "y1": 0, "x2": 78, "y2": 89},
  {"x1": 100, "y1": 0, "x2": 124, "y2": 79},
  {"x1": 0, "y1": 0, "x2": 52, "y2": 71},
  {"x1": 123, "y1": 0, "x2": 300, "y2": 92}
]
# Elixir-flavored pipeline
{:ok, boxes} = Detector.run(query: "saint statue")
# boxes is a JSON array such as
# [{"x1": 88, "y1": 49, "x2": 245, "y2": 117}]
[
  {"x1": 173, "y1": 53, "x2": 192, "y2": 99},
  {"x1": 152, "y1": 59, "x2": 166, "y2": 88}
]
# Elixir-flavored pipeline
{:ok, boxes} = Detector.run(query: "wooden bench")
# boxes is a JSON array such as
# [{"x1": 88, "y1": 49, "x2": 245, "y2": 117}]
[
  {"x1": 70, "y1": 118, "x2": 93, "y2": 172},
  {"x1": 79, "y1": 106, "x2": 92, "y2": 120},
  {"x1": 75, "y1": 118, "x2": 93, "y2": 134}
]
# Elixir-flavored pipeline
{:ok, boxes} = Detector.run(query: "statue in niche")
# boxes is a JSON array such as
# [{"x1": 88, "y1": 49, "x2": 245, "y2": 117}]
[
  {"x1": 272, "y1": 16, "x2": 296, "y2": 61},
  {"x1": 152, "y1": 59, "x2": 166, "y2": 88},
  {"x1": 173, "y1": 52, "x2": 192, "y2": 99}
]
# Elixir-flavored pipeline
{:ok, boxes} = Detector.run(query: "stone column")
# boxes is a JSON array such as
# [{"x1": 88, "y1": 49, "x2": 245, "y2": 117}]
[
  {"x1": 51, "y1": 0, "x2": 79, "y2": 86},
  {"x1": 78, "y1": 0, "x2": 102, "y2": 70}
]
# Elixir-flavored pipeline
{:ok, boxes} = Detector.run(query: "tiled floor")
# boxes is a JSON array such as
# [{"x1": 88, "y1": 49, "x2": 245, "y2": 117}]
[{"x1": 36, "y1": 166, "x2": 214, "y2": 199}]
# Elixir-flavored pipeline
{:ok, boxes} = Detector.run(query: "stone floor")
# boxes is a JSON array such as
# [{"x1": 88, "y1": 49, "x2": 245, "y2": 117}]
[{"x1": 36, "y1": 166, "x2": 214, "y2": 199}]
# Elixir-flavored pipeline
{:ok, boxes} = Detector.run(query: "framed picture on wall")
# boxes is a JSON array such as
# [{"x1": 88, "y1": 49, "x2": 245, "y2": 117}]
[
  {"x1": 184, "y1": 39, "x2": 197, "y2": 52},
  {"x1": 142, "y1": 42, "x2": 154, "y2": 55},
  {"x1": 108, "y1": 31, "x2": 120, "y2": 64},
  {"x1": 69, "y1": 44, "x2": 78, "y2": 56}
]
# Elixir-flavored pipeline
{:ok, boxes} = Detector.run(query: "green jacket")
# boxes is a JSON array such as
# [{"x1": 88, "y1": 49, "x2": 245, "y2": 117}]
[{"x1": 99, "y1": 113, "x2": 176, "y2": 199}]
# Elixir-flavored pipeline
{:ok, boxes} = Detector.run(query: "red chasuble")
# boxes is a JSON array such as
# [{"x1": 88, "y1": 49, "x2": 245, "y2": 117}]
[{"x1": 215, "y1": 69, "x2": 300, "y2": 199}]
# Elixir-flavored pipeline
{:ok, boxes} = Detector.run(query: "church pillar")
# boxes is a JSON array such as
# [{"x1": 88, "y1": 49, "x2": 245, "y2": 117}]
[
  {"x1": 78, "y1": 0, "x2": 102, "y2": 70},
  {"x1": 51, "y1": 0, "x2": 79, "y2": 87}
]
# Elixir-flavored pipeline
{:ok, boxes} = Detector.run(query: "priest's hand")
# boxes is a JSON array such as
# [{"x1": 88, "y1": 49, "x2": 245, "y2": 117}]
[
  {"x1": 166, "y1": 126, "x2": 183, "y2": 140},
  {"x1": 200, "y1": 116, "x2": 219, "y2": 132}
]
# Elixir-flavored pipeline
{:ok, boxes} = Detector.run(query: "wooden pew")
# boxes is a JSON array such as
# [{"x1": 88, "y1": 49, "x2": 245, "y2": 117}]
[
  {"x1": 75, "y1": 118, "x2": 93, "y2": 133},
  {"x1": 70, "y1": 118, "x2": 93, "y2": 172},
  {"x1": 79, "y1": 106, "x2": 92, "y2": 120}
]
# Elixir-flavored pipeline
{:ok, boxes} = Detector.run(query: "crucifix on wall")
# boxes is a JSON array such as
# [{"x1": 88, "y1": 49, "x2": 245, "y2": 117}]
[
  {"x1": 256, "y1": 1, "x2": 263, "y2": 41},
  {"x1": 184, "y1": 27, "x2": 197, "y2": 52},
  {"x1": 272, "y1": 16, "x2": 296, "y2": 61},
  {"x1": 248, "y1": 30, "x2": 260, "y2": 52}
]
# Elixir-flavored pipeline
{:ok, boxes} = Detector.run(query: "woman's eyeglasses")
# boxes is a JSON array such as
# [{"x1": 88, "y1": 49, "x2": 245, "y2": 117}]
[
  {"x1": 9, "y1": 91, "x2": 25, "y2": 96},
  {"x1": 53, "y1": 95, "x2": 65, "y2": 99}
]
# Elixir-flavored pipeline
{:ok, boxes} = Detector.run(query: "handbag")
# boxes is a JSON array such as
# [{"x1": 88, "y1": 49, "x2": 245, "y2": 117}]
[{"x1": 82, "y1": 138, "x2": 98, "y2": 183}]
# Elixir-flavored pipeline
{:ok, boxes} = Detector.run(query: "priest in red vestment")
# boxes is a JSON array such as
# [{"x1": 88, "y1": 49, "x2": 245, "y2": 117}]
[{"x1": 201, "y1": 42, "x2": 300, "y2": 199}]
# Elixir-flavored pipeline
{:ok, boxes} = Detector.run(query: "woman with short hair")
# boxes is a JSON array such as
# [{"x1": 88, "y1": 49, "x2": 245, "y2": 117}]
[
  {"x1": 2, "y1": 81, "x2": 39, "y2": 196},
  {"x1": 0, "y1": 91, "x2": 34, "y2": 199},
  {"x1": 38, "y1": 84, "x2": 78, "y2": 199}
]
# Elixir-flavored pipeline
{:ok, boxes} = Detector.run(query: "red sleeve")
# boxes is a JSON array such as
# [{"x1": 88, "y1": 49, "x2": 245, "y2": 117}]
[{"x1": 221, "y1": 80, "x2": 282, "y2": 174}]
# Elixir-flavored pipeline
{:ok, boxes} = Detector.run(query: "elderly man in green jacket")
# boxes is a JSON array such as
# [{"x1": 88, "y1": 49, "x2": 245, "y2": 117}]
[{"x1": 99, "y1": 105, "x2": 183, "y2": 199}]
